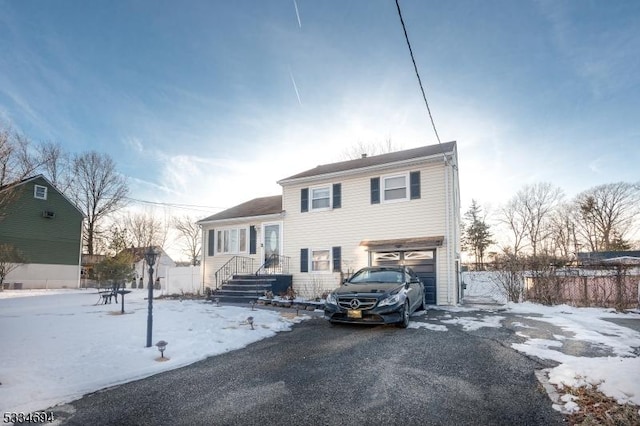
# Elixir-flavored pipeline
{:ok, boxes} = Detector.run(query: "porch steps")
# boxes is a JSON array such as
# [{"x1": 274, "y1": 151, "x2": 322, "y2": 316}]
[{"x1": 209, "y1": 275, "x2": 275, "y2": 304}]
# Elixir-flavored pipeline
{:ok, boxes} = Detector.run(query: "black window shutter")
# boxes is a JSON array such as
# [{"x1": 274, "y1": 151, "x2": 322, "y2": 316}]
[
  {"x1": 300, "y1": 248, "x2": 309, "y2": 272},
  {"x1": 301, "y1": 188, "x2": 309, "y2": 212},
  {"x1": 208, "y1": 229, "x2": 215, "y2": 256},
  {"x1": 332, "y1": 246, "x2": 342, "y2": 272},
  {"x1": 249, "y1": 226, "x2": 257, "y2": 254},
  {"x1": 410, "y1": 171, "x2": 421, "y2": 199},
  {"x1": 371, "y1": 177, "x2": 380, "y2": 204},
  {"x1": 332, "y1": 183, "x2": 341, "y2": 208}
]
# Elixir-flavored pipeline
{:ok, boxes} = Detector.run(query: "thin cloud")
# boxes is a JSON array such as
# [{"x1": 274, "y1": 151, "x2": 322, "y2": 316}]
[{"x1": 293, "y1": 0, "x2": 302, "y2": 28}]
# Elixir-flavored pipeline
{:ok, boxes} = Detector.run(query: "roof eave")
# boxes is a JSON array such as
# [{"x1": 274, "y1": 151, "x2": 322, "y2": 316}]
[
  {"x1": 197, "y1": 212, "x2": 285, "y2": 226},
  {"x1": 277, "y1": 150, "x2": 454, "y2": 186}
]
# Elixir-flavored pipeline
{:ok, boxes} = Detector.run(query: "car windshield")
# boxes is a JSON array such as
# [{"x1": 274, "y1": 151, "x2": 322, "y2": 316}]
[{"x1": 349, "y1": 270, "x2": 404, "y2": 284}]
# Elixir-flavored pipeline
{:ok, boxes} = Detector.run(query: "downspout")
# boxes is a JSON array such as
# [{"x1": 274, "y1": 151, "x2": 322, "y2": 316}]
[
  {"x1": 200, "y1": 224, "x2": 205, "y2": 294},
  {"x1": 444, "y1": 157, "x2": 452, "y2": 304},
  {"x1": 77, "y1": 218, "x2": 84, "y2": 289}
]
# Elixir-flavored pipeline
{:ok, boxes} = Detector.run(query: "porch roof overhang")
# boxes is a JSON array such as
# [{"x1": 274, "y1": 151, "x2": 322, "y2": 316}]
[{"x1": 359, "y1": 236, "x2": 444, "y2": 252}]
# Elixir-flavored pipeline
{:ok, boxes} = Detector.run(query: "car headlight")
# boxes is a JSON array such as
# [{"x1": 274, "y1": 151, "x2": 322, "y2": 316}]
[
  {"x1": 378, "y1": 293, "x2": 401, "y2": 307},
  {"x1": 325, "y1": 293, "x2": 337, "y2": 305}
]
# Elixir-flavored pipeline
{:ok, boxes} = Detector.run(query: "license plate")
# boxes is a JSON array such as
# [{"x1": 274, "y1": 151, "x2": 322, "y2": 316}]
[{"x1": 347, "y1": 309, "x2": 362, "y2": 319}]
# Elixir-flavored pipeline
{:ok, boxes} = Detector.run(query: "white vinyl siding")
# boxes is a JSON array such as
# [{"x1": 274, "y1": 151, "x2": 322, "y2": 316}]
[{"x1": 282, "y1": 158, "x2": 458, "y2": 303}]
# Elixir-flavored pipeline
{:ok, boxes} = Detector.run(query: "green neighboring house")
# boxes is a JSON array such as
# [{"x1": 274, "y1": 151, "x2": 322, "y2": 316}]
[{"x1": 0, "y1": 175, "x2": 85, "y2": 289}]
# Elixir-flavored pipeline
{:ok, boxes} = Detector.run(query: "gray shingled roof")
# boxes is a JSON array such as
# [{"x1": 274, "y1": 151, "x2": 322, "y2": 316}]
[
  {"x1": 279, "y1": 141, "x2": 456, "y2": 182},
  {"x1": 198, "y1": 195, "x2": 283, "y2": 223}
]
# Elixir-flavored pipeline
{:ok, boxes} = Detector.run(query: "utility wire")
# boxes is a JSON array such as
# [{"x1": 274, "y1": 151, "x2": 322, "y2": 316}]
[
  {"x1": 123, "y1": 196, "x2": 226, "y2": 213},
  {"x1": 395, "y1": 0, "x2": 442, "y2": 146}
]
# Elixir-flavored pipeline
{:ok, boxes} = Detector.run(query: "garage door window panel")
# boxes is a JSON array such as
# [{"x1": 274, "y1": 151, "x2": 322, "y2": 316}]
[{"x1": 404, "y1": 251, "x2": 434, "y2": 260}]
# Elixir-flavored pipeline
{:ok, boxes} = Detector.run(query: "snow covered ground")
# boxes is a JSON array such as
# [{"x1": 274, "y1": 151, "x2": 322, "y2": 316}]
[
  {"x1": 0, "y1": 289, "x2": 309, "y2": 415},
  {"x1": 461, "y1": 271, "x2": 640, "y2": 413},
  {"x1": 1, "y1": 274, "x2": 639, "y2": 418}
]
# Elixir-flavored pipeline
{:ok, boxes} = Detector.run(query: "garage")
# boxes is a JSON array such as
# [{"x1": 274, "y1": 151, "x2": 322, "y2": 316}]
[{"x1": 361, "y1": 237, "x2": 442, "y2": 305}]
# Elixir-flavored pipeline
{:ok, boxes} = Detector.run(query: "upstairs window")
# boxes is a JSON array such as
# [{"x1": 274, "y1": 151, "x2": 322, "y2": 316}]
[
  {"x1": 383, "y1": 174, "x2": 408, "y2": 202},
  {"x1": 311, "y1": 187, "x2": 331, "y2": 210},
  {"x1": 301, "y1": 184, "x2": 341, "y2": 212},
  {"x1": 34, "y1": 185, "x2": 47, "y2": 200}
]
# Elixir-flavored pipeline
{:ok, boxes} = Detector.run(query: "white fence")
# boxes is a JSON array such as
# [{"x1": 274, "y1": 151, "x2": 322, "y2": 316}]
[{"x1": 163, "y1": 266, "x2": 202, "y2": 295}]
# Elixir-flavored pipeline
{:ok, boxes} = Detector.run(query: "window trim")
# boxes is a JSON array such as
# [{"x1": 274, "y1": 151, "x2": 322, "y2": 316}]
[
  {"x1": 34, "y1": 184, "x2": 48, "y2": 200},
  {"x1": 309, "y1": 185, "x2": 332, "y2": 212},
  {"x1": 215, "y1": 226, "x2": 249, "y2": 255},
  {"x1": 310, "y1": 248, "x2": 332, "y2": 273},
  {"x1": 381, "y1": 172, "x2": 409, "y2": 203}
]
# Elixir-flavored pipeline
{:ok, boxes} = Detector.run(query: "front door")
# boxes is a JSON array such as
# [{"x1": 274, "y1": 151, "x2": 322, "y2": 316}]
[{"x1": 263, "y1": 223, "x2": 281, "y2": 268}]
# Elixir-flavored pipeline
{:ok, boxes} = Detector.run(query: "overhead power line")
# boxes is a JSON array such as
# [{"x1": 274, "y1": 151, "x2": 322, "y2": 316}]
[
  {"x1": 395, "y1": 0, "x2": 442, "y2": 146},
  {"x1": 123, "y1": 196, "x2": 226, "y2": 213}
]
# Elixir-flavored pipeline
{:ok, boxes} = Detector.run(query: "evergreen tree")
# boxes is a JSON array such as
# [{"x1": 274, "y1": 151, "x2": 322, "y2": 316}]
[{"x1": 462, "y1": 200, "x2": 494, "y2": 269}]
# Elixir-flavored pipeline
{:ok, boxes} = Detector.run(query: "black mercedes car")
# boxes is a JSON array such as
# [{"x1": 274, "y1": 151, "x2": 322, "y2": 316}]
[{"x1": 324, "y1": 266, "x2": 426, "y2": 328}]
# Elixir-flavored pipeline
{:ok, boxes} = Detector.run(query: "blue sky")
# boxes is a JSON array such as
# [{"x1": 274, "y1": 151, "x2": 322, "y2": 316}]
[{"x1": 1, "y1": 0, "x2": 639, "y2": 218}]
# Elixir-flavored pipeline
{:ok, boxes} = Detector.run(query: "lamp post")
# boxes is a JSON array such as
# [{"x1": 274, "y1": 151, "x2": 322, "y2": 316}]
[{"x1": 145, "y1": 247, "x2": 159, "y2": 348}]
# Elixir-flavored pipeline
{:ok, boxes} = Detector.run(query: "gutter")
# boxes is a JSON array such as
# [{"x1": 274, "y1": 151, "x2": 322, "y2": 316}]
[
  {"x1": 197, "y1": 212, "x2": 284, "y2": 226},
  {"x1": 277, "y1": 151, "x2": 453, "y2": 186}
]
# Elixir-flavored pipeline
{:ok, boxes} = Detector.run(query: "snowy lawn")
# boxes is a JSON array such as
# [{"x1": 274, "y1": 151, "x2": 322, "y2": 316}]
[
  {"x1": 3, "y1": 280, "x2": 639, "y2": 419},
  {"x1": 0, "y1": 289, "x2": 309, "y2": 414},
  {"x1": 457, "y1": 271, "x2": 640, "y2": 414}
]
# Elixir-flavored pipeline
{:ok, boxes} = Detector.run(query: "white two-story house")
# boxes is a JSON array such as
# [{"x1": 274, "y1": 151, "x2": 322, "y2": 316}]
[{"x1": 198, "y1": 141, "x2": 461, "y2": 305}]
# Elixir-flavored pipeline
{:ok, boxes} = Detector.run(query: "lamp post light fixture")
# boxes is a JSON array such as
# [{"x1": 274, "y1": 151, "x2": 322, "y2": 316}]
[
  {"x1": 156, "y1": 340, "x2": 168, "y2": 359},
  {"x1": 145, "y1": 246, "x2": 160, "y2": 348},
  {"x1": 247, "y1": 316, "x2": 254, "y2": 330}
]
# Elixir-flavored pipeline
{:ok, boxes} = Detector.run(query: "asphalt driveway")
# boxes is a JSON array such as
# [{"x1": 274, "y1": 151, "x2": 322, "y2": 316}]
[{"x1": 50, "y1": 310, "x2": 564, "y2": 426}]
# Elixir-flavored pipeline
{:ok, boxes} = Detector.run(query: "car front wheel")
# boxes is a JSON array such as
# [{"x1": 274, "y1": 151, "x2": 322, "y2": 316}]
[{"x1": 398, "y1": 301, "x2": 410, "y2": 328}]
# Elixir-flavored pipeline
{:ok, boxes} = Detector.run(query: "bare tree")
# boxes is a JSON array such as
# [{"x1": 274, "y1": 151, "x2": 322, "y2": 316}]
[
  {"x1": 0, "y1": 244, "x2": 27, "y2": 290},
  {"x1": 105, "y1": 221, "x2": 132, "y2": 256},
  {"x1": 573, "y1": 182, "x2": 640, "y2": 252},
  {"x1": 0, "y1": 126, "x2": 42, "y2": 217},
  {"x1": 340, "y1": 139, "x2": 401, "y2": 160},
  {"x1": 37, "y1": 141, "x2": 72, "y2": 193},
  {"x1": 497, "y1": 198, "x2": 527, "y2": 256},
  {"x1": 172, "y1": 215, "x2": 201, "y2": 265},
  {"x1": 504, "y1": 183, "x2": 563, "y2": 256},
  {"x1": 491, "y1": 251, "x2": 525, "y2": 302},
  {"x1": 68, "y1": 151, "x2": 129, "y2": 255},
  {"x1": 549, "y1": 203, "x2": 578, "y2": 259},
  {"x1": 125, "y1": 211, "x2": 168, "y2": 249}
]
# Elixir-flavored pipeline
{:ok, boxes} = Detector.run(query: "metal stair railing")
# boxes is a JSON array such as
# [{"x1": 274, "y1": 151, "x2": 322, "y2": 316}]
[
  {"x1": 256, "y1": 254, "x2": 290, "y2": 276},
  {"x1": 214, "y1": 256, "x2": 255, "y2": 289}
]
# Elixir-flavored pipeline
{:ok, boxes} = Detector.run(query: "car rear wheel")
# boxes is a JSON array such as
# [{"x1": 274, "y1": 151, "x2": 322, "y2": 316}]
[{"x1": 398, "y1": 301, "x2": 410, "y2": 328}]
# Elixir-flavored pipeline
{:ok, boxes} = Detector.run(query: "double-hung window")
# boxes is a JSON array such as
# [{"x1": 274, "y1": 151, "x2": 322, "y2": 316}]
[
  {"x1": 239, "y1": 228, "x2": 247, "y2": 252},
  {"x1": 311, "y1": 187, "x2": 331, "y2": 210},
  {"x1": 383, "y1": 173, "x2": 408, "y2": 202},
  {"x1": 216, "y1": 227, "x2": 248, "y2": 254},
  {"x1": 311, "y1": 249, "x2": 331, "y2": 272}
]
